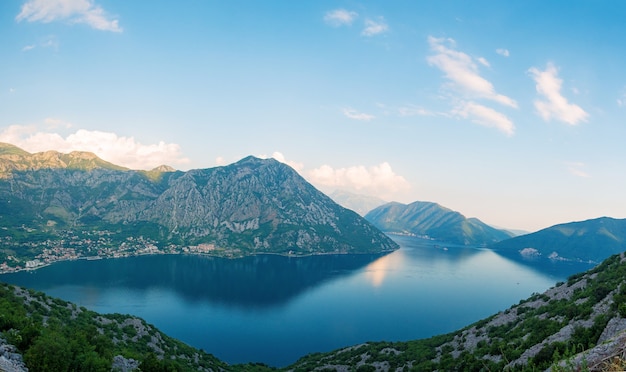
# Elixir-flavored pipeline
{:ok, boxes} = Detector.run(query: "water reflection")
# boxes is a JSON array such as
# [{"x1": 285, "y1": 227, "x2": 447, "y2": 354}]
[{"x1": 1, "y1": 253, "x2": 386, "y2": 309}]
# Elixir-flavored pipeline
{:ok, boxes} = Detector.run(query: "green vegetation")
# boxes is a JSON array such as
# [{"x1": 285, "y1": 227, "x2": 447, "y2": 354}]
[{"x1": 0, "y1": 283, "x2": 231, "y2": 371}]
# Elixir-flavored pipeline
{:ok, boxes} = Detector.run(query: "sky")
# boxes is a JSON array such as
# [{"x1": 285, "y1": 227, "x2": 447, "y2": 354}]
[{"x1": 1, "y1": 0, "x2": 626, "y2": 232}]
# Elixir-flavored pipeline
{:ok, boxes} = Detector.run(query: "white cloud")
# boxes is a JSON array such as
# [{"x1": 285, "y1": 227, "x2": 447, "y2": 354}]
[
  {"x1": 21, "y1": 44, "x2": 35, "y2": 52},
  {"x1": 496, "y1": 48, "x2": 510, "y2": 57},
  {"x1": 566, "y1": 162, "x2": 590, "y2": 178},
  {"x1": 362, "y1": 18, "x2": 388, "y2": 36},
  {"x1": 477, "y1": 57, "x2": 490, "y2": 67},
  {"x1": 16, "y1": 0, "x2": 122, "y2": 32},
  {"x1": 0, "y1": 124, "x2": 188, "y2": 170},
  {"x1": 256, "y1": 152, "x2": 410, "y2": 201},
  {"x1": 453, "y1": 101, "x2": 515, "y2": 136},
  {"x1": 324, "y1": 9, "x2": 358, "y2": 27},
  {"x1": 427, "y1": 36, "x2": 517, "y2": 108},
  {"x1": 343, "y1": 108, "x2": 375, "y2": 121},
  {"x1": 528, "y1": 63, "x2": 589, "y2": 125},
  {"x1": 307, "y1": 162, "x2": 410, "y2": 200}
]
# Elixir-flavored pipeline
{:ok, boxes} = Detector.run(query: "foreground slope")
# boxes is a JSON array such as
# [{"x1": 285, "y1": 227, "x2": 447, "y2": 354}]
[
  {"x1": 288, "y1": 252, "x2": 626, "y2": 371},
  {"x1": 0, "y1": 282, "x2": 244, "y2": 371},
  {"x1": 0, "y1": 144, "x2": 398, "y2": 268},
  {"x1": 365, "y1": 201, "x2": 513, "y2": 246},
  {"x1": 492, "y1": 217, "x2": 626, "y2": 263}
]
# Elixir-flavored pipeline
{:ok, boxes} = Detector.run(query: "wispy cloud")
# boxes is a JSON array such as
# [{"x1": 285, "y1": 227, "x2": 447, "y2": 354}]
[
  {"x1": 528, "y1": 62, "x2": 589, "y2": 125},
  {"x1": 362, "y1": 18, "x2": 388, "y2": 36},
  {"x1": 0, "y1": 123, "x2": 188, "y2": 170},
  {"x1": 21, "y1": 44, "x2": 35, "y2": 52},
  {"x1": 566, "y1": 162, "x2": 590, "y2": 178},
  {"x1": 343, "y1": 108, "x2": 375, "y2": 121},
  {"x1": 477, "y1": 57, "x2": 490, "y2": 67},
  {"x1": 496, "y1": 48, "x2": 510, "y2": 57},
  {"x1": 396, "y1": 105, "x2": 436, "y2": 117},
  {"x1": 324, "y1": 9, "x2": 358, "y2": 27},
  {"x1": 453, "y1": 101, "x2": 515, "y2": 136},
  {"x1": 427, "y1": 36, "x2": 517, "y2": 108},
  {"x1": 426, "y1": 36, "x2": 517, "y2": 135},
  {"x1": 617, "y1": 88, "x2": 626, "y2": 107},
  {"x1": 16, "y1": 0, "x2": 122, "y2": 32}
]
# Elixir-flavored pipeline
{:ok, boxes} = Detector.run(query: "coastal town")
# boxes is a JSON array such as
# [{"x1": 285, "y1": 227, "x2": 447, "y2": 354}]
[{"x1": 0, "y1": 228, "x2": 237, "y2": 274}]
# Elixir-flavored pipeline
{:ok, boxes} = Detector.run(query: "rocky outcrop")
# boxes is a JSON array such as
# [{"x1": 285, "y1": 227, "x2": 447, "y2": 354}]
[{"x1": 0, "y1": 338, "x2": 27, "y2": 372}]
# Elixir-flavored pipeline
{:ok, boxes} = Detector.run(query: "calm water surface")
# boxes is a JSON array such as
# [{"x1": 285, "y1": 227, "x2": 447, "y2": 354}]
[{"x1": 0, "y1": 236, "x2": 592, "y2": 367}]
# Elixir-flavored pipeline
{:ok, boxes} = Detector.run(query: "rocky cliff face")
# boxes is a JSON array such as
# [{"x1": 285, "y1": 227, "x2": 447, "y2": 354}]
[{"x1": 0, "y1": 144, "x2": 397, "y2": 256}]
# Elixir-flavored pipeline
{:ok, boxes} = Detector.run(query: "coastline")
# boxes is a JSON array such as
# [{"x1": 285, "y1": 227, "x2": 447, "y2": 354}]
[{"x1": 0, "y1": 246, "x2": 399, "y2": 275}]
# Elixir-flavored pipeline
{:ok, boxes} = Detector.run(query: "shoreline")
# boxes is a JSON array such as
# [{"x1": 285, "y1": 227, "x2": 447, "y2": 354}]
[{"x1": 0, "y1": 247, "x2": 398, "y2": 275}]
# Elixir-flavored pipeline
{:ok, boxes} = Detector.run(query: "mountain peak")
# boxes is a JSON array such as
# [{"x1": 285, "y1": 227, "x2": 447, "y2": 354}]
[{"x1": 151, "y1": 164, "x2": 176, "y2": 172}]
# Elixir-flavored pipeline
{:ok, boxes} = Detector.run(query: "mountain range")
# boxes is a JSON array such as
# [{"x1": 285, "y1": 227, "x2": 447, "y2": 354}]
[
  {"x1": 0, "y1": 143, "x2": 397, "y2": 267},
  {"x1": 491, "y1": 216, "x2": 626, "y2": 263},
  {"x1": 365, "y1": 200, "x2": 514, "y2": 246}
]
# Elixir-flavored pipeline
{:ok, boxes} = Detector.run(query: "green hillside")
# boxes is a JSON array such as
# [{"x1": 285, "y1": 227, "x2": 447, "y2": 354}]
[{"x1": 365, "y1": 201, "x2": 513, "y2": 246}]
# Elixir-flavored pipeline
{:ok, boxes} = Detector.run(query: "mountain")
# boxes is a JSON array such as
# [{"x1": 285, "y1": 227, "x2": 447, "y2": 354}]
[
  {"x1": 289, "y1": 252, "x2": 626, "y2": 371},
  {"x1": 328, "y1": 189, "x2": 387, "y2": 216},
  {"x1": 0, "y1": 144, "x2": 398, "y2": 268},
  {"x1": 491, "y1": 217, "x2": 626, "y2": 264},
  {"x1": 365, "y1": 201, "x2": 513, "y2": 246}
]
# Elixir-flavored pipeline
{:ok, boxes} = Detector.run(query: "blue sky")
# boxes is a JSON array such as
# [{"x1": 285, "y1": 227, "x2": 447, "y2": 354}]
[{"x1": 1, "y1": 0, "x2": 626, "y2": 232}]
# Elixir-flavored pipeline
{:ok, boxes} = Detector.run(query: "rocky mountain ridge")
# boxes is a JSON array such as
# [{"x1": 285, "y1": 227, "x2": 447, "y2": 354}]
[{"x1": 0, "y1": 144, "x2": 398, "y2": 267}]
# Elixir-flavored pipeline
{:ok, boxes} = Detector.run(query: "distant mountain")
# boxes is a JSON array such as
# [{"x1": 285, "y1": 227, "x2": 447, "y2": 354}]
[
  {"x1": 0, "y1": 144, "x2": 398, "y2": 267},
  {"x1": 0, "y1": 142, "x2": 128, "y2": 175},
  {"x1": 328, "y1": 190, "x2": 387, "y2": 216},
  {"x1": 491, "y1": 217, "x2": 626, "y2": 263},
  {"x1": 365, "y1": 201, "x2": 513, "y2": 246}
]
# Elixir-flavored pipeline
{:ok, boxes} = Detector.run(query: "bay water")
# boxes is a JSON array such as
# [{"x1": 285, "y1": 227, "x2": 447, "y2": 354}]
[{"x1": 0, "y1": 236, "x2": 592, "y2": 367}]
